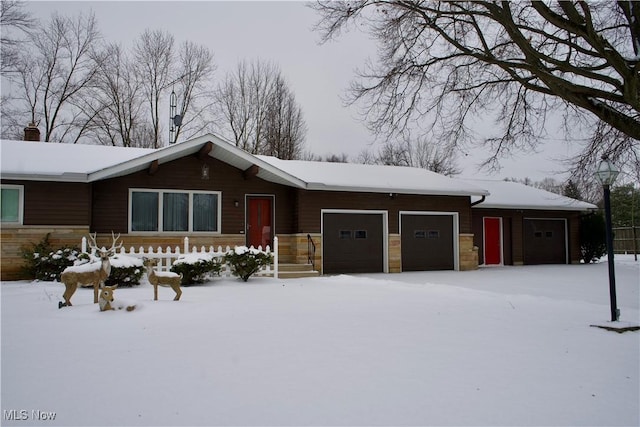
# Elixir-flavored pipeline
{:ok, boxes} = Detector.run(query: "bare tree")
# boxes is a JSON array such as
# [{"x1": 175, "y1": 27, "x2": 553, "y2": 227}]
[
  {"x1": 263, "y1": 74, "x2": 307, "y2": 159},
  {"x1": 3, "y1": 11, "x2": 102, "y2": 142},
  {"x1": 313, "y1": 1, "x2": 640, "y2": 180},
  {"x1": 170, "y1": 40, "x2": 216, "y2": 143},
  {"x1": 133, "y1": 29, "x2": 174, "y2": 148},
  {"x1": 214, "y1": 58, "x2": 306, "y2": 158},
  {"x1": 214, "y1": 59, "x2": 276, "y2": 153},
  {"x1": 358, "y1": 136, "x2": 460, "y2": 175},
  {"x1": 88, "y1": 43, "x2": 143, "y2": 147},
  {"x1": 0, "y1": 0, "x2": 34, "y2": 72}
]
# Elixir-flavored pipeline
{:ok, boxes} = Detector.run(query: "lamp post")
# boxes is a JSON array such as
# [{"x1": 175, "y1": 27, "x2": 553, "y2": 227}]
[{"x1": 595, "y1": 156, "x2": 620, "y2": 322}]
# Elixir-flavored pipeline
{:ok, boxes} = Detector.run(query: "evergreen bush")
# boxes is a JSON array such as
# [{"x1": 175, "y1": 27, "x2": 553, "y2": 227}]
[
  {"x1": 580, "y1": 213, "x2": 607, "y2": 263},
  {"x1": 105, "y1": 254, "x2": 145, "y2": 287},
  {"x1": 224, "y1": 246, "x2": 273, "y2": 282},
  {"x1": 20, "y1": 234, "x2": 81, "y2": 281},
  {"x1": 171, "y1": 253, "x2": 222, "y2": 285}
]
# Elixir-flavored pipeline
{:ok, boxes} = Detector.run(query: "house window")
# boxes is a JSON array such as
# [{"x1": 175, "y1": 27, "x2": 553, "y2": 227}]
[
  {"x1": 163, "y1": 192, "x2": 189, "y2": 232},
  {"x1": 1, "y1": 185, "x2": 23, "y2": 224},
  {"x1": 193, "y1": 193, "x2": 218, "y2": 232},
  {"x1": 130, "y1": 189, "x2": 220, "y2": 233}
]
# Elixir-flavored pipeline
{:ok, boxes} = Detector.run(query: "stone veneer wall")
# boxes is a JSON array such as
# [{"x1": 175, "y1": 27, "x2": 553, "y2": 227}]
[
  {"x1": 276, "y1": 233, "x2": 322, "y2": 270},
  {"x1": 388, "y1": 234, "x2": 402, "y2": 273},
  {"x1": 1, "y1": 226, "x2": 90, "y2": 281},
  {"x1": 458, "y1": 233, "x2": 479, "y2": 271}
]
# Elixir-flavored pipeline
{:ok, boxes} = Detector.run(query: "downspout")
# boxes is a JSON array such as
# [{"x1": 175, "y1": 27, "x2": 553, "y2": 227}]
[{"x1": 470, "y1": 195, "x2": 486, "y2": 207}]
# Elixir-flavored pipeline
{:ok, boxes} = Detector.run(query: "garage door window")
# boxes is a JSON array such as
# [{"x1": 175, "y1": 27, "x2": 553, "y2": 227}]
[
  {"x1": 428, "y1": 230, "x2": 440, "y2": 239},
  {"x1": 339, "y1": 230, "x2": 352, "y2": 239},
  {"x1": 354, "y1": 230, "x2": 367, "y2": 239}
]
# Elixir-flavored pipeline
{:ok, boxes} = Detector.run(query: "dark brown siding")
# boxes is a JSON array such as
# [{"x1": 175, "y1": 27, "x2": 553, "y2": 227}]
[
  {"x1": 91, "y1": 156, "x2": 295, "y2": 235},
  {"x1": 472, "y1": 208, "x2": 582, "y2": 265},
  {"x1": 1, "y1": 180, "x2": 91, "y2": 226},
  {"x1": 296, "y1": 190, "x2": 472, "y2": 234}
]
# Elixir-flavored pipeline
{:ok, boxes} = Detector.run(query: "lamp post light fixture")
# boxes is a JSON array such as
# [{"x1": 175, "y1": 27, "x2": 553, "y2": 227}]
[{"x1": 595, "y1": 156, "x2": 620, "y2": 322}]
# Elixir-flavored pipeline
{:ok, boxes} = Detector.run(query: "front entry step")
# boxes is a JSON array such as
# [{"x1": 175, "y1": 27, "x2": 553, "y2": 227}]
[{"x1": 277, "y1": 263, "x2": 320, "y2": 279}]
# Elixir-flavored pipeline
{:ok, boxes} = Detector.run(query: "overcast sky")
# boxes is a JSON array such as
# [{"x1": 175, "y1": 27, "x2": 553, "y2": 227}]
[{"x1": 23, "y1": 0, "x2": 578, "y2": 182}]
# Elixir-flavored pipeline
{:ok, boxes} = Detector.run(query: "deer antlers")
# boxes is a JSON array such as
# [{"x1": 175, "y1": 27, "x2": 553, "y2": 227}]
[{"x1": 88, "y1": 232, "x2": 123, "y2": 255}]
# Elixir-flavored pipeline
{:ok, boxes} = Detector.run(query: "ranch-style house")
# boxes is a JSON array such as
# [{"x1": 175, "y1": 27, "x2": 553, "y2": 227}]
[{"x1": 0, "y1": 133, "x2": 596, "y2": 281}]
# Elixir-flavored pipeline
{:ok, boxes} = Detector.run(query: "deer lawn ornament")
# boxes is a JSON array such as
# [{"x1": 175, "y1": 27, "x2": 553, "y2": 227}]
[
  {"x1": 98, "y1": 284, "x2": 136, "y2": 312},
  {"x1": 143, "y1": 258, "x2": 182, "y2": 301},
  {"x1": 60, "y1": 232, "x2": 122, "y2": 307}
]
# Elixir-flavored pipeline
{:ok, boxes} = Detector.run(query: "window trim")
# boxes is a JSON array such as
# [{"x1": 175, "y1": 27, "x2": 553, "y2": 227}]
[
  {"x1": 128, "y1": 188, "x2": 221, "y2": 234},
  {"x1": 1, "y1": 184, "x2": 24, "y2": 225}
]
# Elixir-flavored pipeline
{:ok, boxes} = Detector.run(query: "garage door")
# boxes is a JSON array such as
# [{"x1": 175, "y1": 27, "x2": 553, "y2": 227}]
[
  {"x1": 323, "y1": 212, "x2": 384, "y2": 274},
  {"x1": 401, "y1": 214, "x2": 455, "y2": 271},
  {"x1": 523, "y1": 219, "x2": 567, "y2": 264}
]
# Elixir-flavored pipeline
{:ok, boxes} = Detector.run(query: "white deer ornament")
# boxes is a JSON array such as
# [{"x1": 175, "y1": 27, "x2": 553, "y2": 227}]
[
  {"x1": 60, "y1": 232, "x2": 122, "y2": 307},
  {"x1": 99, "y1": 285, "x2": 136, "y2": 312},
  {"x1": 143, "y1": 258, "x2": 182, "y2": 301}
]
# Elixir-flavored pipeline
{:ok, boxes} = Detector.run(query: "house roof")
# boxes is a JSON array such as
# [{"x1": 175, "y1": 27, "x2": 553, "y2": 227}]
[
  {"x1": 0, "y1": 135, "x2": 306, "y2": 188},
  {"x1": 0, "y1": 134, "x2": 487, "y2": 196},
  {"x1": 256, "y1": 156, "x2": 489, "y2": 197},
  {"x1": 467, "y1": 179, "x2": 597, "y2": 211},
  {"x1": 0, "y1": 134, "x2": 595, "y2": 210},
  {"x1": 0, "y1": 140, "x2": 155, "y2": 182}
]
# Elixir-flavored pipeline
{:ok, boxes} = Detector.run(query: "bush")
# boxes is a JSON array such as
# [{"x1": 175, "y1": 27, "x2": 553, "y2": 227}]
[
  {"x1": 20, "y1": 234, "x2": 81, "y2": 281},
  {"x1": 171, "y1": 253, "x2": 222, "y2": 285},
  {"x1": 106, "y1": 254, "x2": 145, "y2": 287},
  {"x1": 224, "y1": 246, "x2": 273, "y2": 282},
  {"x1": 580, "y1": 213, "x2": 607, "y2": 263}
]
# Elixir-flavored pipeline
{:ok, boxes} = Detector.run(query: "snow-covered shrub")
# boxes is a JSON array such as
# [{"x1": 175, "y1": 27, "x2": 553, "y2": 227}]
[
  {"x1": 580, "y1": 212, "x2": 607, "y2": 263},
  {"x1": 20, "y1": 234, "x2": 81, "y2": 281},
  {"x1": 105, "y1": 254, "x2": 145, "y2": 287},
  {"x1": 224, "y1": 246, "x2": 273, "y2": 282},
  {"x1": 171, "y1": 253, "x2": 222, "y2": 285}
]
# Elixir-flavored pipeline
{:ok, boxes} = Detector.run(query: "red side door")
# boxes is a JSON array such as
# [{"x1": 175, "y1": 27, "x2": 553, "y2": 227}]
[
  {"x1": 247, "y1": 197, "x2": 272, "y2": 249},
  {"x1": 483, "y1": 217, "x2": 502, "y2": 265}
]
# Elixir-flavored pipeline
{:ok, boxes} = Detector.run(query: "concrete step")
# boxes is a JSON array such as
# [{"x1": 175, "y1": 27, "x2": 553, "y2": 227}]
[
  {"x1": 278, "y1": 263, "x2": 315, "y2": 272},
  {"x1": 276, "y1": 263, "x2": 320, "y2": 279},
  {"x1": 276, "y1": 270, "x2": 320, "y2": 279}
]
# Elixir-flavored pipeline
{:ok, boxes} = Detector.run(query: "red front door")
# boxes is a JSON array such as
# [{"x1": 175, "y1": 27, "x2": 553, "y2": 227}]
[
  {"x1": 483, "y1": 217, "x2": 502, "y2": 265},
  {"x1": 247, "y1": 197, "x2": 272, "y2": 249}
]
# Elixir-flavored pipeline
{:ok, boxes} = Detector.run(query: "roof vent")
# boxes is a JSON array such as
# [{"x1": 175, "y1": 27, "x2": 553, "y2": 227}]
[{"x1": 24, "y1": 123, "x2": 40, "y2": 141}]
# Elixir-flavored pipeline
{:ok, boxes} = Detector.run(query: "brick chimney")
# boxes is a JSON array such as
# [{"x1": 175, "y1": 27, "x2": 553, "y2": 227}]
[{"x1": 24, "y1": 123, "x2": 40, "y2": 141}]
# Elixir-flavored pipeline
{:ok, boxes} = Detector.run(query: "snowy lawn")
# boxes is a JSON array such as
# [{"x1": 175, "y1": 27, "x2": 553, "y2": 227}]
[{"x1": 1, "y1": 257, "x2": 638, "y2": 426}]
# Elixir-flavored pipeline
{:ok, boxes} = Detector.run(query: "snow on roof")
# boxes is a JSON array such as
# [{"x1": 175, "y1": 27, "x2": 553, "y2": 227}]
[
  {"x1": 0, "y1": 140, "x2": 154, "y2": 181},
  {"x1": 0, "y1": 138, "x2": 595, "y2": 211},
  {"x1": 467, "y1": 179, "x2": 596, "y2": 211},
  {"x1": 256, "y1": 156, "x2": 489, "y2": 196}
]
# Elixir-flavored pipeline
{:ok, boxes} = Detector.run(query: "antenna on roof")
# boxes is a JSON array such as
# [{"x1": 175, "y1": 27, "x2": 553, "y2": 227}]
[
  {"x1": 164, "y1": 72, "x2": 192, "y2": 145},
  {"x1": 169, "y1": 88, "x2": 180, "y2": 144}
]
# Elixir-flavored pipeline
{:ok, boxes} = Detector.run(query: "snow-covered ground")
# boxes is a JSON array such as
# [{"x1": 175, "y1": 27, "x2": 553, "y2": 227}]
[{"x1": 2, "y1": 257, "x2": 638, "y2": 426}]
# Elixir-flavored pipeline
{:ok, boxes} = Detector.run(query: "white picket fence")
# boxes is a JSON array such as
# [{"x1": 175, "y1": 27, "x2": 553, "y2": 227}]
[{"x1": 82, "y1": 236, "x2": 279, "y2": 279}]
